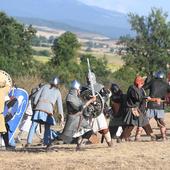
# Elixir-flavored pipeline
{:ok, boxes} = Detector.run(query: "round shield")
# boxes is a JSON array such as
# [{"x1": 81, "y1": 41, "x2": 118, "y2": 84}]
[
  {"x1": 0, "y1": 70, "x2": 12, "y2": 115},
  {"x1": 81, "y1": 89, "x2": 104, "y2": 118},
  {"x1": 0, "y1": 70, "x2": 12, "y2": 88}
]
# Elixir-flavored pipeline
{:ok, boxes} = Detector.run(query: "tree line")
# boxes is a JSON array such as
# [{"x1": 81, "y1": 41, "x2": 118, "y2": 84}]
[{"x1": 1, "y1": 8, "x2": 170, "y2": 91}]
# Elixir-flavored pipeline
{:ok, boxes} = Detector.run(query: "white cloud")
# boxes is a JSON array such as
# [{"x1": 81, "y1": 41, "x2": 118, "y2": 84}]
[
  {"x1": 79, "y1": 0, "x2": 170, "y2": 17},
  {"x1": 79, "y1": 0, "x2": 131, "y2": 13}
]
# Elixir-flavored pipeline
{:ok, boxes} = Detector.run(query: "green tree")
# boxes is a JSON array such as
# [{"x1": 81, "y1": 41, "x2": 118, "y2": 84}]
[
  {"x1": 48, "y1": 36, "x2": 55, "y2": 44},
  {"x1": 31, "y1": 36, "x2": 41, "y2": 46},
  {"x1": 113, "y1": 66, "x2": 137, "y2": 91},
  {"x1": 120, "y1": 8, "x2": 170, "y2": 74},
  {"x1": 0, "y1": 12, "x2": 37, "y2": 76},
  {"x1": 51, "y1": 31, "x2": 81, "y2": 65},
  {"x1": 80, "y1": 54, "x2": 111, "y2": 84}
]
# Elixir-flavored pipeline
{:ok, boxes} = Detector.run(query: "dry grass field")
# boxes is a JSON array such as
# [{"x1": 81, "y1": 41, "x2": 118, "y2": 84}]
[
  {"x1": 79, "y1": 50, "x2": 123, "y2": 72},
  {"x1": 0, "y1": 113, "x2": 170, "y2": 170},
  {"x1": 32, "y1": 46, "x2": 124, "y2": 69}
]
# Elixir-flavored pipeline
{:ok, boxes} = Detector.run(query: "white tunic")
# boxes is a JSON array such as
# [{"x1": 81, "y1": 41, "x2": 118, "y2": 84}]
[
  {"x1": 19, "y1": 101, "x2": 33, "y2": 132},
  {"x1": 90, "y1": 112, "x2": 108, "y2": 133}
]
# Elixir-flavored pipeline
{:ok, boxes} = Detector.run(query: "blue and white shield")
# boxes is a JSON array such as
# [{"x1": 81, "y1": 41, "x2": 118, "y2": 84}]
[{"x1": 4, "y1": 87, "x2": 29, "y2": 142}]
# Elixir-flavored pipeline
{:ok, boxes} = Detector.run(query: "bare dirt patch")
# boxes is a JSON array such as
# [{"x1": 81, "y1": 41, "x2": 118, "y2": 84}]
[{"x1": 1, "y1": 114, "x2": 170, "y2": 170}]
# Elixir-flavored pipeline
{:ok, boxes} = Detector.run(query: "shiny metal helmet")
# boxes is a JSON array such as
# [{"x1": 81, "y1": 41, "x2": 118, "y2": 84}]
[
  {"x1": 155, "y1": 71, "x2": 165, "y2": 79},
  {"x1": 87, "y1": 72, "x2": 96, "y2": 84},
  {"x1": 49, "y1": 76, "x2": 60, "y2": 85},
  {"x1": 70, "y1": 80, "x2": 81, "y2": 90}
]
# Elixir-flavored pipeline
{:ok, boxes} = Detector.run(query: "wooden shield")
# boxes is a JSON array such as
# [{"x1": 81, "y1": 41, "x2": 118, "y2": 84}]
[{"x1": 81, "y1": 89, "x2": 104, "y2": 118}]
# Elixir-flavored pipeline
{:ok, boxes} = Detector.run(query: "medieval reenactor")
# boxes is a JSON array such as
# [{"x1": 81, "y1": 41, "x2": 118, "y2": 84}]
[
  {"x1": 25, "y1": 77, "x2": 64, "y2": 148},
  {"x1": 81, "y1": 72, "x2": 112, "y2": 147},
  {"x1": 165, "y1": 71, "x2": 170, "y2": 104},
  {"x1": 25, "y1": 84, "x2": 45, "y2": 146},
  {"x1": 16, "y1": 100, "x2": 42, "y2": 143},
  {"x1": 117, "y1": 75, "x2": 156, "y2": 142},
  {"x1": 144, "y1": 71, "x2": 170, "y2": 141},
  {"x1": 61, "y1": 80, "x2": 98, "y2": 150},
  {"x1": 0, "y1": 70, "x2": 15, "y2": 150},
  {"x1": 109, "y1": 83, "x2": 127, "y2": 138}
]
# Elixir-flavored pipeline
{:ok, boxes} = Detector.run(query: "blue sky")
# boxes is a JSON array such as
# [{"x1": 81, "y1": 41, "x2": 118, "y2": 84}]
[{"x1": 79, "y1": 0, "x2": 170, "y2": 16}]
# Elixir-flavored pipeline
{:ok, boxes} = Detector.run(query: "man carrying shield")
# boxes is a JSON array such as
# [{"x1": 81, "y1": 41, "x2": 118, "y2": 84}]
[
  {"x1": 0, "y1": 70, "x2": 15, "y2": 150},
  {"x1": 81, "y1": 71, "x2": 112, "y2": 147},
  {"x1": 61, "y1": 80, "x2": 98, "y2": 150}
]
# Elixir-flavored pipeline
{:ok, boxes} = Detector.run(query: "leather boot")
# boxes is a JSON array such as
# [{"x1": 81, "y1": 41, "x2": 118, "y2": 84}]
[
  {"x1": 143, "y1": 124, "x2": 153, "y2": 135},
  {"x1": 121, "y1": 125, "x2": 134, "y2": 141},
  {"x1": 107, "y1": 141, "x2": 112, "y2": 147}
]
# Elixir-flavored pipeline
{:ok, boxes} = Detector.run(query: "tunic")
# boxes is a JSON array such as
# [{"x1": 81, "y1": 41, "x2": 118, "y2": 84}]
[
  {"x1": 32, "y1": 84, "x2": 63, "y2": 125},
  {"x1": 123, "y1": 85, "x2": 148, "y2": 127},
  {"x1": 61, "y1": 89, "x2": 91, "y2": 144}
]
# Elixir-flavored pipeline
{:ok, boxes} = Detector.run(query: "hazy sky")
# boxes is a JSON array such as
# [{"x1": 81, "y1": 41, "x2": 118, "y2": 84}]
[{"x1": 79, "y1": 0, "x2": 170, "y2": 16}]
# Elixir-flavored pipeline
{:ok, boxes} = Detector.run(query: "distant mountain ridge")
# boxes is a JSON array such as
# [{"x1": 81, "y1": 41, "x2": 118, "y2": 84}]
[
  {"x1": 16, "y1": 16, "x2": 90, "y2": 33},
  {"x1": 0, "y1": 0, "x2": 132, "y2": 38}
]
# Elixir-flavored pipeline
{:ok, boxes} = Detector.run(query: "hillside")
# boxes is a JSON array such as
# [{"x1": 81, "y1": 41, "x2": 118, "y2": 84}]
[
  {"x1": 0, "y1": 0, "x2": 132, "y2": 38},
  {"x1": 31, "y1": 25, "x2": 124, "y2": 72},
  {"x1": 15, "y1": 17, "x2": 90, "y2": 34}
]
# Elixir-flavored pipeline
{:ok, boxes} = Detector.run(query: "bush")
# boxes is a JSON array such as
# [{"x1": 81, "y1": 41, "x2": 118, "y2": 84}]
[{"x1": 112, "y1": 66, "x2": 137, "y2": 91}]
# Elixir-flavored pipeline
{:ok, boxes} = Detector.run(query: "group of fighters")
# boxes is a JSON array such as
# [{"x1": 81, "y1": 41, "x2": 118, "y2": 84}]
[
  {"x1": 0, "y1": 69, "x2": 170, "y2": 151},
  {"x1": 24, "y1": 72, "x2": 113, "y2": 150},
  {"x1": 109, "y1": 71, "x2": 170, "y2": 143},
  {"x1": 23, "y1": 70, "x2": 170, "y2": 150}
]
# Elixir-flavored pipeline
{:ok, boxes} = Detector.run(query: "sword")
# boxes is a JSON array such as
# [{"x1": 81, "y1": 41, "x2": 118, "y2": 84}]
[{"x1": 87, "y1": 58, "x2": 95, "y2": 97}]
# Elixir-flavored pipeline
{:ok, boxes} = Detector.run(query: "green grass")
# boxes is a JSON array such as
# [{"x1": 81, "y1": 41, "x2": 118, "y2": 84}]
[
  {"x1": 32, "y1": 46, "x2": 124, "y2": 72},
  {"x1": 33, "y1": 55, "x2": 51, "y2": 63},
  {"x1": 32, "y1": 46, "x2": 51, "y2": 52},
  {"x1": 32, "y1": 46, "x2": 52, "y2": 63},
  {"x1": 80, "y1": 50, "x2": 124, "y2": 72}
]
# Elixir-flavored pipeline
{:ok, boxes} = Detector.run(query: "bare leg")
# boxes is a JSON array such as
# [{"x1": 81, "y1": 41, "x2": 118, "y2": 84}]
[
  {"x1": 99, "y1": 129, "x2": 112, "y2": 147},
  {"x1": 135, "y1": 127, "x2": 143, "y2": 141},
  {"x1": 104, "y1": 131, "x2": 112, "y2": 147},
  {"x1": 157, "y1": 118, "x2": 167, "y2": 140},
  {"x1": 160, "y1": 127, "x2": 167, "y2": 140}
]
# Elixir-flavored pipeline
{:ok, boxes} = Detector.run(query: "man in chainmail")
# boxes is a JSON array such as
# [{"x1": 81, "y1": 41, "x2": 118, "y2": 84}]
[
  {"x1": 61, "y1": 80, "x2": 98, "y2": 150},
  {"x1": 81, "y1": 72, "x2": 112, "y2": 147}
]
